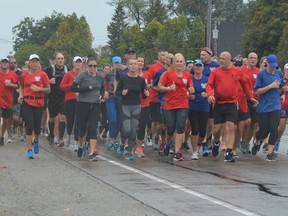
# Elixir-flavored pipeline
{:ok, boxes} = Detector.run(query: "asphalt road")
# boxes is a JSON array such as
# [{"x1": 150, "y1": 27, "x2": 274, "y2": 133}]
[{"x1": 1, "y1": 133, "x2": 288, "y2": 216}]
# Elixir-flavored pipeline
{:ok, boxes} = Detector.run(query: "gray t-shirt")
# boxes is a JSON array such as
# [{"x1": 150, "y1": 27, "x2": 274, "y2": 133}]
[{"x1": 74, "y1": 71, "x2": 104, "y2": 103}]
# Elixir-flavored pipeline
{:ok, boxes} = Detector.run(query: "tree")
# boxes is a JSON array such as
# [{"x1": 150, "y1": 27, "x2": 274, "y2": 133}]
[
  {"x1": 14, "y1": 43, "x2": 42, "y2": 67},
  {"x1": 241, "y1": 0, "x2": 288, "y2": 58},
  {"x1": 42, "y1": 13, "x2": 95, "y2": 67},
  {"x1": 12, "y1": 11, "x2": 65, "y2": 52},
  {"x1": 188, "y1": 16, "x2": 205, "y2": 59},
  {"x1": 107, "y1": 0, "x2": 148, "y2": 26},
  {"x1": 277, "y1": 24, "x2": 288, "y2": 68},
  {"x1": 143, "y1": 0, "x2": 169, "y2": 25},
  {"x1": 107, "y1": 3, "x2": 129, "y2": 56}
]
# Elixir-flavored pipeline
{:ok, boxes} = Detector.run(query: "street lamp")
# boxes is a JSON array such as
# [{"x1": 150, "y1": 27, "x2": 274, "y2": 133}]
[
  {"x1": 206, "y1": 0, "x2": 212, "y2": 48},
  {"x1": 212, "y1": 22, "x2": 219, "y2": 56}
]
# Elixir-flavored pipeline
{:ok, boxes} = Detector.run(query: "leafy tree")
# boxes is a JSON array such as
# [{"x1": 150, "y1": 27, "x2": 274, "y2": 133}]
[
  {"x1": 241, "y1": 0, "x2": 288, "y2": 58},
  {"x1": 14, "y1": 43, "x2": 42, "y2": 68},
  {"x1": 107, "y1": 3, "x2": 129, "y2": 56},
  {"x1": 143, "y1": 0, "x2": 169, "y2": 25},
  {"x1": 12, "y1": 11, "x2": 65, "y2": 52},
  {"x1": 277, "y1": 24, "x2": 288, "y2": 68},
  {"x1": 107, "y1": 0, "x2": 148, "y2": 26},
  {"x1": 188, "y1": 16, "x2": 205, "y2": 59},
  {"x1": 42, "y1": 13, "x2": 95, "y2": 67}
]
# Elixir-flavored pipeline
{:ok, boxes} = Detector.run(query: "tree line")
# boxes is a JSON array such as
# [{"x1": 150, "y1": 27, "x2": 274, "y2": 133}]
[{"x1": 11, "y1": 0, "x2": 288, "y2": 68}]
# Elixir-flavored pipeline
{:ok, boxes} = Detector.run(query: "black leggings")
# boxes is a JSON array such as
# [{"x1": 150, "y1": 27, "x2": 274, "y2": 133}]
[
  {"x1": 256, "y1": 110, "x2": 281, "y2": 145},
  {"x1": 76, "y1": 101, "x2": 100, "y2": 140},
  {"x1": 22, "y1": 101, "x2": 44, "y2": 136},
  {"x1": 65, "y1": 99, "x2": 78, "y2": 139},
  {"x1": 188, "y1": 109, "x2": 209, "y2": 137},
  {"x1": 137, "y1": 106, "x2": 150, "y2": 141}
]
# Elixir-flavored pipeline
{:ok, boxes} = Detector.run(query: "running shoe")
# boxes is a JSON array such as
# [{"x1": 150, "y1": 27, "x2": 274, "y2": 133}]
[
  {"x1": 182, "y1": 141, "x2": 190, "y2": 150},
  {"x1": 77, "y1": 147, "x2": 83, "y2": 158},
  {"x1": 64, "y1": 135, "x2": 71, "y2": 147},
  {"x1": 251, "y1": 141, "x2": 262, "y2": 156},
  {"x1": 274, "y1": 141, "x2": 280, "y2": 152},
  {"x1": 212, "y1": 141, "x2": 220, "y2": 157},
  {"x1": 125, "y1": 151, "x2": 134, "y2": 160},
  {"x1": 163, "y1": 144, "x2": 170, "y2": 156},
  {"x1": 57, "y1": 139, "x2": 64, "y2": 148},
  {"x1": 153, "y1": 136, "x2": 159, "y2": 150},
  {"x1": 73, "y1": 144, "x2": 78, "y2": 152},
  {"x1": 117, "y1": 144, "x2": 125, "y2": 156},
  {"x1": 32, "y1": 138, "x2": 39, "y2": 154},
  {"x1": 6, "y1": 136, "x2": 12, "y2": 144},
  {"x1": 191, "y1": 151, "x2": 198, "y2": 160},
  {"x1": 262, "y1": 143, "x2": 268, "y2": 152},
  {"x1": 224, "y1": 151, "x2": 235, "y2": 163},
  {"x1": 107, "y1": 141, "x2": 115, "y2": 151},
  {"x1": 202, "y1": 143, "x2": 209, "y2": 157},
  {"x1": 145, "y1": 136, "x2": 153, "y2": 147},
  {"x1": 135, "y1": 147, "x2": 145, "y2": 158},
  {"x1": 245, "y1": 144, "x2": 251, "y2": 154},
  {"x1": 239, "y1": 141, "x2": 247, "y2": 154},
  {"x1": 266, "y1": 153, "x2": 276, "y2": 162},
  {"x1": 173, "y1": 152, "x2": 184, "y2": 161},
  {"x1": 89, "y1": 151, "x2": 99, "y2": 161},
  {"x1": 27, "y1": 149, "x2": 34, "y2": 159}
]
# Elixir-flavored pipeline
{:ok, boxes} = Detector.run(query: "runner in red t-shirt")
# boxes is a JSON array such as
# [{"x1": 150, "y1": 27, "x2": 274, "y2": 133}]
[
  {"x1": 18, "y1": 54, "x2": 50, "y2": 159},
  {"x1": 60, "y1": 56, "x2": 83, "y2": 148},
  {"x1": 0, "y1": 57, "x2": 18, "y2": 145},
  {"x1": 148, "y1": 50, "x2": 167, "y2": 149},
  {"x1": 158, "y1": 53, "x2": 194, "y2": 161}
]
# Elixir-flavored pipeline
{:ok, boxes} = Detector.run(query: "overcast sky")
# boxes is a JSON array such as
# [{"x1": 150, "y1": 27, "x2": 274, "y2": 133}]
[{"x1": 0, "y1": 1, "x2": 114, "y2": 58}]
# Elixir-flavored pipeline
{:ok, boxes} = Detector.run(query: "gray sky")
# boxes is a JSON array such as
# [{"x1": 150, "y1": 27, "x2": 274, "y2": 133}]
[{"x1": 0, "y1": 1, "x2": 114, "y2": 58}]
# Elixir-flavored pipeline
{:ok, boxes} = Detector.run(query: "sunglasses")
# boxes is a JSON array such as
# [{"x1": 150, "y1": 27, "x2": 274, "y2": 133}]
[
  {"x1": 88, "y1": 65, "x2": 97, "y2": 68},
  {"x1": 186, "y1": 60, "x2": 194, "y2": 63},
  {"x1": 9, "y1": 62, "x2": 16, "y2": 64}
]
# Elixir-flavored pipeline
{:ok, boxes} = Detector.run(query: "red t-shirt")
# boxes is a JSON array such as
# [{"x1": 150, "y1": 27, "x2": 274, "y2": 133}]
[
  {"x1": 0, "y1": 70, "x2": 18, "y2": 109},
  {"x1": 140, "y1": 71, "x2": 151, "y2": 108},
  {"x1": 241, "y1": 66, "x2": 260, "y2": 99},
  {"x1": 206, "y1": 66, "x2": 253, "y2": 104},
  {"x1": 148, "y1": 62, "x2": 165, "y2": 103},
  {"x1": 20, "y1": 70, "x2": 50, "y2": 107},
  {"x1": 159, "y1": 69, "x2": 193, "y2": 110},
  {"x1": 60, "y1": 70, "x2": 78, "y2": 101},
  {"x1": 238, "y1": 74, "x2": 250, "y2": 113}
]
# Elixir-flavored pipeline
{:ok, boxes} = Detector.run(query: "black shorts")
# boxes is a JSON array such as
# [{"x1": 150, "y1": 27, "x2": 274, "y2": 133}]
[
  {"x1": 149, "y1": 102, "x2": 161, "y2": 122},
  {"x1": 48, "y1": 98, "x2": 65, "y2": 118},
  {"x1": 247, "y1": 100, "x2": 258, "y2": 122},
  {"x1": 213, "y1": 103, "x2": 238, "y2": 124},
  {"x1": 0, "y1": 108, "x2": 12, "y2": 119},
  {"x1": 237, "y1": 111, "x2": 249, "y2": 122},
  {"x1": 208, "y1": 104, "x2": 214, "y2": 119}
]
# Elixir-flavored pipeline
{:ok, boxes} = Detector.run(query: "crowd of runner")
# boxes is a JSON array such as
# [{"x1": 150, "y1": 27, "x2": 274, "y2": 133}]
[{"x1": 0, "y1": 47, "x2": 287, "y2": 163}]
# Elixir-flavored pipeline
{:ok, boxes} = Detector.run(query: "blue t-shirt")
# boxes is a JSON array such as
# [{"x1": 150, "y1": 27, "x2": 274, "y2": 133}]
[
  {"x1": 189, "y1": 75, "x2": 210, "y2": 112},
  {"x1": 254, "y1": 69, "x2": 282, "y2": 112},
  {"x1": 152, "y1": 68, "x2": 167, "y2": 103},
  {"x1": 203, "y1": 61, "x2": 220, "y2": 77}
]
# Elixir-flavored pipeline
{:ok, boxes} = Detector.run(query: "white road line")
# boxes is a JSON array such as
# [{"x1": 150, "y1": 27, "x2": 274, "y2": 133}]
[{"x1": 98, "y1": 155, "x2": 261, "y2": 216}]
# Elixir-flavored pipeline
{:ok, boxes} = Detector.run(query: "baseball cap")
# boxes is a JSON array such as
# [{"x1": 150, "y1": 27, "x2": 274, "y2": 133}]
[
  {"x1": 112, "y1": 56, "x2": 122, "y2": 64},
  {"x1": 194, "y1": 59, "x2": 204, "y2": 66},
  {"x1": 126, "y1": 47, "x2": 135, "y2": 53},
  {"x1": 201, "y1": 47, "x2": 213, "y2": 56},
  {"x1": 266, "y1": 54, "x2": 278, "y2": 67},
  {"x1": 1, "y1": 57, "x2": 9, "y2": 62},
  {"x1": 233, "y1": 57, "x2": 243, "y2": 67},
  {"x1": 29, "y1": 54, "x2": 40, "y2": 61},
  {"x1": 73, "y1": 56, "x2": 82, "y2": 62},
  {"x1": 284, "y1": 63, "x2": 288, "y2": 69}
]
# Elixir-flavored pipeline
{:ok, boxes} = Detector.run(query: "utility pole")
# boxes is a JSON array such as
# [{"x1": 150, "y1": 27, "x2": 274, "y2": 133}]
[{"x1": 206, "y1": 0, "x2": 212, "y2": 48}]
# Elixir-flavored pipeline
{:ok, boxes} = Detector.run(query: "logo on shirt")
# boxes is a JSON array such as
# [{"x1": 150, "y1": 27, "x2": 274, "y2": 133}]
[
  {"x1": 253, "y1": 74, "x2": 257, "y2": 79},
  {"x1": 210, "y1": 67, "x2": 216, "y2": 72},
  {"x1": 201, "y1": 83, "x2": 207, "y2": 89},
  {"x1": 4, "y1": 79, "x2": 11, "y2": 84},
  {"x1": 35, "y1": 76, "x2": 41, "y2": 82},
  {"x1": 182, "y1": 78, "x2": 187, "y2": 85}
]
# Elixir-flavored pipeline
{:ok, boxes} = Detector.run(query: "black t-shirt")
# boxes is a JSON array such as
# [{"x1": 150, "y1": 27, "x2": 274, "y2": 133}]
[
  {"x1": 44, "y1": 65, "x2": 68, "y2": 99},
  {"x1": 13, "y1": 69, "x2": 22, "y2": 104},
  {"x1": 116, "y1": 75, "x2": 147, "y2": 105}
]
